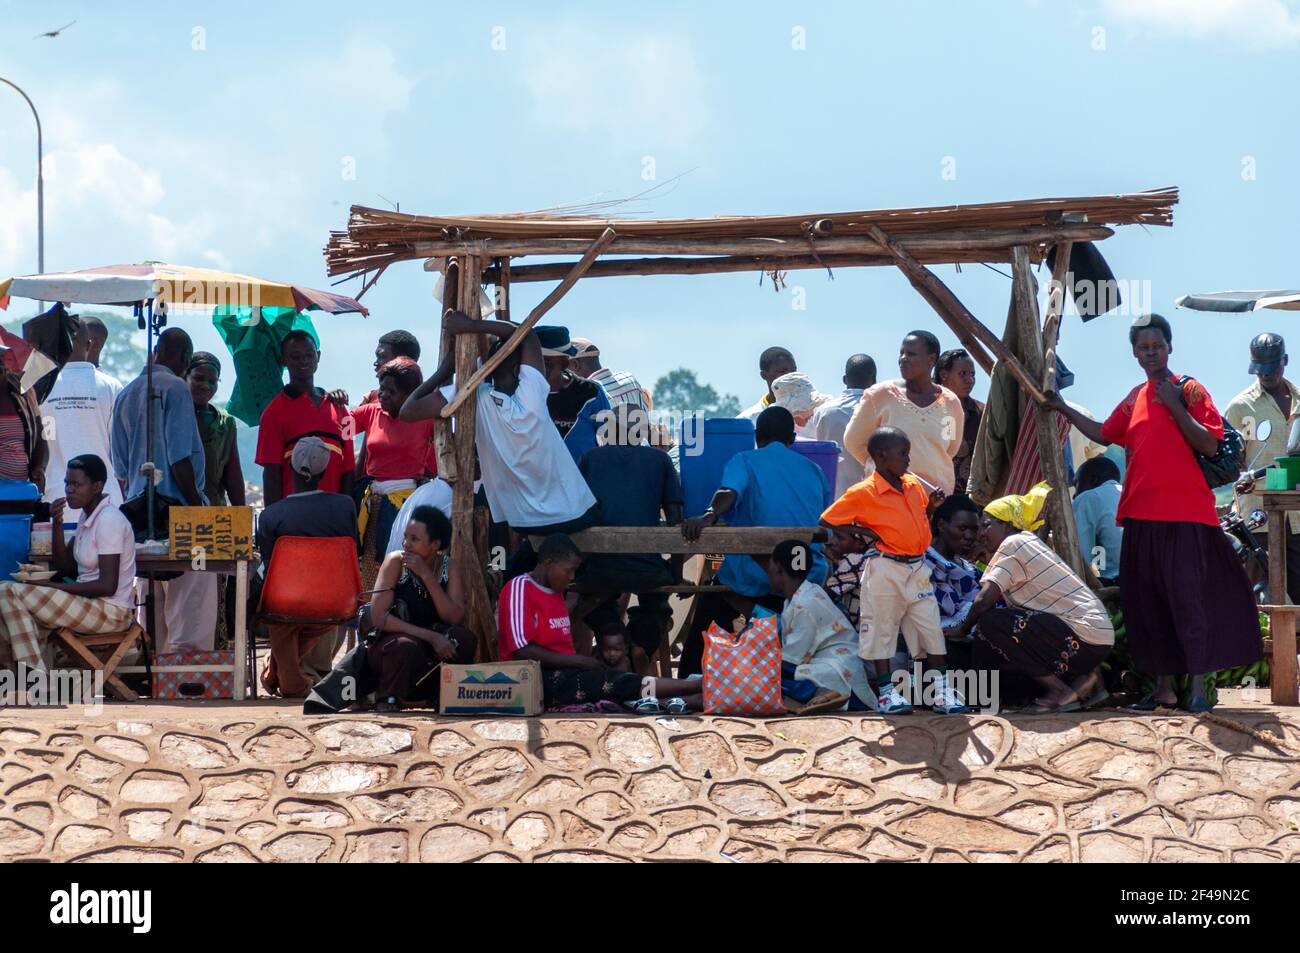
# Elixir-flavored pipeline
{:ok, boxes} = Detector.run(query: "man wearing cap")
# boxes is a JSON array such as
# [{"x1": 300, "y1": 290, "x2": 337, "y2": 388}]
[
  {"x1": 570, "y1": 338, "x2": 649, "y2": 413},
  {"x1": 771, "y1": 371, "x2": 830, "y2": 437},
  {"x1": 1227, "y1": 332, "x2": 1300, "y2": 601},
  {"x1": 538, "y1": 326, "x2": 612, "y2": 463},
  {"x1": 255, "y1": 436, "x2": 360, "y2": 697}
]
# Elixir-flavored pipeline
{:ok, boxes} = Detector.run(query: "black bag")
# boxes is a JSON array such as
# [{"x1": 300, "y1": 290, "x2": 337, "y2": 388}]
[{"x1": 1176, "y1": 376, "x2": 1245, "y2": 488}]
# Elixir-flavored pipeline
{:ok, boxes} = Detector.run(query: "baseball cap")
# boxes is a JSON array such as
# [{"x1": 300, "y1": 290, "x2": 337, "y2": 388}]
[
  {"x1": 536, "y1": 325, "x2": 575, "y2": 358},
  {"x1": 1248, "y1": 332, "x2": 1286, "y2": 375},
  {"x1": 290, "y1": 436, "x2": 331, "y2": 478},
  {"x1": 571, "y1": 338, "x2": 599, "y2": 360}
]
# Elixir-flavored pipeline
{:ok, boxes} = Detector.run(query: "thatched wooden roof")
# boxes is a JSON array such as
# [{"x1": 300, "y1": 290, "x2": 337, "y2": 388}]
[{"x1": 324, "y1": 188, "x2": 1177, "y2": 283}]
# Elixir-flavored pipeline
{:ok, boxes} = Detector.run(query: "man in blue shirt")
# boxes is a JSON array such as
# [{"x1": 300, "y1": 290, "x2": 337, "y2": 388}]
[
  {"x1": 1072, "y1": 456, "x2": 1123, "y2": 584},
  {"x1": 110, "y1": 327, "x2": 215, "y2": 654},
  {"x1": 678, "y1": 405, "x2": 833, "y2": 675},
  {"x1": 111, "y1": 327, "x2": 206, "y2": 509}
]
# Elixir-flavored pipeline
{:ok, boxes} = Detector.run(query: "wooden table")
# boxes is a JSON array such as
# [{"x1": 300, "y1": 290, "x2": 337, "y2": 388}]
[
  {"x1": 1257, "y1": 490, "x2": 1299, "y2": 704},
  {"x1": 131, "y1": 554, "x2": 252, "y2": 701}
]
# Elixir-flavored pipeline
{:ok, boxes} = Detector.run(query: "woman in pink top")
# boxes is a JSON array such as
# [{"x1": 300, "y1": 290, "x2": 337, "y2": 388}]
[{"x1": 843, "y1": 331, "x2": 964, "y2": 494}]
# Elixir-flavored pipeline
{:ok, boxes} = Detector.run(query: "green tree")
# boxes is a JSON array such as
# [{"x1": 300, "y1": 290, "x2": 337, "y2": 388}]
[
  {"x1": 2, "y1": 308, "x2": 146, "y2": 383},
  {"x1": 652, "y1": 367, "x2": 741, "y2": 417}
]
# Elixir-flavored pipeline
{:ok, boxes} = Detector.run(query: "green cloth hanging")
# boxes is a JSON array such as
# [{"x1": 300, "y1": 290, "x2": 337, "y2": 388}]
[{"x1": 212, "y1": 306, "x2": 320, "y2": 427}]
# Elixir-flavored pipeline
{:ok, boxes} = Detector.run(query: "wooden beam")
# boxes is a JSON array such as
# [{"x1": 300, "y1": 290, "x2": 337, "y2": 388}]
[
  {"x1": 433, "y1": 259, "x2": 461, "y2": 484},
  {"x1": 1041, "y1": 241, "x2": 1073, "y2": 395},
  {"x1": 1011, "y1": 245, "x2": 1088, "y2": 581},
  {"x1": 439, "y1": 227, "x2": 616, "y2": 419},
  {"x1": 868, "y1": 225, "x2": 1048, "y2": 405},
  {"x1": 410, "y1": 224, "x2": 1112, "y2": 261},
  {"x1": 448, "y1": 254, "x2": 497, "y2": 659},
  {"x1": 525, "y1": 525, "x2": 829, "y2": 555}
]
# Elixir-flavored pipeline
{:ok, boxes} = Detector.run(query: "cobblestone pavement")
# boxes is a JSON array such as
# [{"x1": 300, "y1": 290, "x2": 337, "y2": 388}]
[{"x1": 1, "y1": 695, "x2": 1298, "y2": 862}]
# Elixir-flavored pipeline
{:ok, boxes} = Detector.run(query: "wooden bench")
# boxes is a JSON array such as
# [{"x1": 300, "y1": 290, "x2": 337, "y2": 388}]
[
  {"x1": 52, "y1": 623, "x2": 146, "y2": 702},
  {"x1": 531, "y1": 526, "x2": 829, "y2": 677}
]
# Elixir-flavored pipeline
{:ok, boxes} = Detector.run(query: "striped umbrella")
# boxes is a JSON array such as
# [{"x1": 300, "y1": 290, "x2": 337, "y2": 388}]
[{"x1": 0, "y1": 262, "x2": 367, "y2": 314}]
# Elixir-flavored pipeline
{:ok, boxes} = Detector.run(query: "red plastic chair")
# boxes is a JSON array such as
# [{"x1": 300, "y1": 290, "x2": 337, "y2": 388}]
[{"x1": 257, "y1": 536, "x2": 363, "y2": 625}]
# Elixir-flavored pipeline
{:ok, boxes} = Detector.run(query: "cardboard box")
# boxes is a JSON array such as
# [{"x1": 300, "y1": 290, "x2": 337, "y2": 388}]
[
  {"x1": 152, "y1": 650, "x2": 235, "y2": 700},
  {"x1": 439, "y1": 660, "x2": 542, "y2": 716}
]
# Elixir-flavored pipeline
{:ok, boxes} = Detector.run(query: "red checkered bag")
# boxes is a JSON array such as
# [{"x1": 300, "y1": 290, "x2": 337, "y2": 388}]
[{"x1": 702, "y1": 615, "x2": 783, "y2": 715}]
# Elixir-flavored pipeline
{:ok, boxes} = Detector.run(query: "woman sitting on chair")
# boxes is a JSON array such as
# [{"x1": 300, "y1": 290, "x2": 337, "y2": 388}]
[
  {"x1": 0, "y1": 454, "x2": 136, "y2": 676},
  {"x1": 366, "y1": 505, "x2": 476, "y2": 711}
]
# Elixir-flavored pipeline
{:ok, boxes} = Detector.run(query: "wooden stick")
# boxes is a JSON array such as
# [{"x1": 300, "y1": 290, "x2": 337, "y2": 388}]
[
  {"x1": 439, "y1": 227, "x2": 616, "y2": 419},
  {"x1": 480, "y1": 247, "x2": 1034, "y2": 285},
  {"x1": 407, "y1": 225, "x2": 1112, "y2": 261},
  {"x1": 1041, "y1": 241, "x2": 1073, "y2": 395},
  {"x1": 1011, "y1": 245, "x2": 1087, "y2": 581},
  {"x1": 433, "y1": 259, "x2": 461, "y2": 484},
  {"x1": 868, "y1": 225, "x2": 1048, "y2": 405}
]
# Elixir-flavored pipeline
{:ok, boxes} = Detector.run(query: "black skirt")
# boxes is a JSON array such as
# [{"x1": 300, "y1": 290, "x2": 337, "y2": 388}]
[
  {"x1": 1119, "y1": 518, "x2": 1263, "y2": 676},
  {"x1": 976, "y1": 607, "x2": 1109, "y2": 679}
]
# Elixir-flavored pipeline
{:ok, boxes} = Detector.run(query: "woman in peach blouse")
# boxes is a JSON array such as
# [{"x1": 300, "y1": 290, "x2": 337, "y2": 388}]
[{"x1": 843, "y1": 331, "x2": 964, "y2": 494}]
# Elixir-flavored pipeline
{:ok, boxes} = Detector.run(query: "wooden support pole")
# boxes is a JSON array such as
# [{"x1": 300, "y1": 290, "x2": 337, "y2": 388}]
[
  {"x1": 868, "y1": 225, "x2": 1048, "y2": 405},
  {"x1": 440, "y1": 227, "x2": 616, "y2": 420},
  {"x1": 449, "y1": 254, "x2": 497, "y2": 658},
  {"x1": 1010, "y1": 245, "x2": 1088, "y2": 581},
  {"x1": 1041, "y1": 241, "x2": 1073, "y2": 395},
  {"x1": 433, "y1": 259, "x2": 461, "y2": 484}
]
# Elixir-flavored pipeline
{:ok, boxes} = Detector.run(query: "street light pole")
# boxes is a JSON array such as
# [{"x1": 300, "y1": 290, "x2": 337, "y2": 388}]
[{"x1": 1, "y1": 77, "x2": 44, "y2": 305}]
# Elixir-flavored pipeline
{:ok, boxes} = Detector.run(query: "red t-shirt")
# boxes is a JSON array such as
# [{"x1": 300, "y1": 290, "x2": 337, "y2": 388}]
[
  {"x1": 255, "y1": 387, "x2": 356, "y2": 494},
  {"x1": 1100, "y1": 374, "x2": 1223, "y2": 527},
  {"x1": 350, "y1": 401, "x2": 438, "y2": 480},
  {"x1": 497, "y1": 574, "x2": 574, "y2": 661}
]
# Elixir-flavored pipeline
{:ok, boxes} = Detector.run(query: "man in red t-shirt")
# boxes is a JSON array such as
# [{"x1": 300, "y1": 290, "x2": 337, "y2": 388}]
[
  {"x1": 497, "y1": 535, "x2": 704, "y2": 711},
  {"x1": 256, "y1": 330, "x2": 355, "y2": 506}
]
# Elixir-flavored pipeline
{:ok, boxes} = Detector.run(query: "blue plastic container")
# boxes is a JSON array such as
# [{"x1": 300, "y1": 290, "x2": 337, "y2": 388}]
[
  {"x1": 791, "y1": 439, "x2": 840, "y2": 492},
  {"x1": 679, "y1": 418, "x2": 756, "y2": 518},
  {"x1": 0, "y1": 480, "x2": 40, "y2": 581}
]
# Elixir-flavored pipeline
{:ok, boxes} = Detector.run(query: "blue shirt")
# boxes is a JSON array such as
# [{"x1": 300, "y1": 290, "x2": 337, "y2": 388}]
[
  {"x1": 563, "y1": 382, "x2": 612, "y2": 463},
  {"x1": 111, "y1": 364, "x2": 207, "y2": 503},
  {"x1": 716, "y1": 442, "x2": 832, "y2": 597},
  {"x1": 1073, "y1": 479, "x2": 1123, "y2": 580},
  {"x1": 579, "y1": 443, "x2": 682, "y2": 575}
]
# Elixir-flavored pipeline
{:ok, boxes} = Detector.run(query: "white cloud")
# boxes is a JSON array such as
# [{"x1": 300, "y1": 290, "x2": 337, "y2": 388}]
[
  {"x1": 517, "y1": 22, "x2": 710, "y2": 153},
  {"x1": 1102, "y1": 0, "x2": 1300, "y2": 46}
]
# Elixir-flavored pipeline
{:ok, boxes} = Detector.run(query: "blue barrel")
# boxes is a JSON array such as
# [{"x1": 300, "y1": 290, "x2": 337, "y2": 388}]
[
  {"x1": 792, "y1": 439, "x2": 840, "y2": 492},
  {"x1": 679, "y1": 418, "x2": 755, "y2": 518},
  {"x1": 0, "y1": 481, "x2": 40, "y2": 581}
]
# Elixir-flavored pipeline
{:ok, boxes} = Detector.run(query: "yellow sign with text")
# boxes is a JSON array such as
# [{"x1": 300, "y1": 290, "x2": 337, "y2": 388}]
[{"x1": 168, "y1": 506, "x2": 254, "y2": 561}]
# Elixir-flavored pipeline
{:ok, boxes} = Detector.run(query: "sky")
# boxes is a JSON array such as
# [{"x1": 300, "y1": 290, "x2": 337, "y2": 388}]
[{"x1": 2, "y1": 0, "x2": 1299, "y2": 417}]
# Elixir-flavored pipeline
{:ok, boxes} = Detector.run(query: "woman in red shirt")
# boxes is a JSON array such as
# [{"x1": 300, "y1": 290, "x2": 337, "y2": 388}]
[
  {"x1": 348, "y1": 357, "x2": 438, "y2": 589},
  {"x1": 1048, "y1": 314, "x2": 1261, "y2": 712}
]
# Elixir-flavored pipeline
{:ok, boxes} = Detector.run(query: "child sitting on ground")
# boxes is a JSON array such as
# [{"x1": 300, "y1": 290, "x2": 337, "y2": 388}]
[
  {"x1": 820, "y1": 427, "x2": 971, "y2": 715},
  {"x1": 594, "y1": 623, "x2": 634, "y2": 673}
]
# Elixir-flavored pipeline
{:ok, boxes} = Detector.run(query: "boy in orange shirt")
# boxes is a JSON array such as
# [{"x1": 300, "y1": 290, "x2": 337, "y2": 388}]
[{"x1": 821, "y1": 427, "x2": 970, "y2": 714}]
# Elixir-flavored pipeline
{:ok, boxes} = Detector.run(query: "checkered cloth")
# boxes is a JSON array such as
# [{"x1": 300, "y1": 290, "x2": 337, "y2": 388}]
[
  {"x1": 826, "y1": 552, "x2": 866, "y2": 629},
  {"x1": 0, "y1": 583, "x2": 132, "y2": 669},
  {"x1": 702, "y1": 616, "x2": 784, "y2": 715}
]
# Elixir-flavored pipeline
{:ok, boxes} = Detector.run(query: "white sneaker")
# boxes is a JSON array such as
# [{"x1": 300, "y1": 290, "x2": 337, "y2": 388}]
[
  {"x1": 877, "y1": 686, "x2": 913, "y2": 714},
  {"x1": 932, "y1": 675, "x2": 973, "y2": 714}
]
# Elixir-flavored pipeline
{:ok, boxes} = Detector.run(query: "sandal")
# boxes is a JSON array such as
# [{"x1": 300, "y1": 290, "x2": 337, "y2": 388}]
[
  {"x1": 1082, "y1": 688, "x2": 1112, "y2": 710},
  {"x1": 1127, "y1": 693, "x2": 1176, "y2": 711},
  {"x1": 792, "y1": 689, "x2": 850, "y2": 716},
  {"x1": 1020, "y1": 699, "x2": 1083, "y2": 715},
  {"x1": 1181, "y1": 696, "x2": 1215, "y2": 714}
]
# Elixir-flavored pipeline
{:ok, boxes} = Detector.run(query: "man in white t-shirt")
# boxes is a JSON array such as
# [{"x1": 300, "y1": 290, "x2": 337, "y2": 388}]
[
  {"x1": 40, "y1": 318, "x2": 123, "y2": 522},
  {"x1": 400, "y1": 310, "x2": 598, "y2": 534}
]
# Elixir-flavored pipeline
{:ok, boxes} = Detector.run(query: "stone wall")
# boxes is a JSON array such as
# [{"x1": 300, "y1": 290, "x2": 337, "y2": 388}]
[{"x1": 1, "y1": 708, "x2": 1298, "y2": 862}]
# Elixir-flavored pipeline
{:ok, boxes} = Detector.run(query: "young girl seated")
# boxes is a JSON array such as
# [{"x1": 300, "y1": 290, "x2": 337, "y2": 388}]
[
  {"x1": 594, "y1": 623, "x2": 634, "y2": 673},
  {"x1": 767, "y1": 539, "x2": 875, "y2": 713}
]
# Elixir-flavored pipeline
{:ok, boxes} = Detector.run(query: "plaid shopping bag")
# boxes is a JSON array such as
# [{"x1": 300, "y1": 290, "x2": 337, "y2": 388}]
[{"x1": 702, "y1": 615, "x2": 784, "y2": 715}]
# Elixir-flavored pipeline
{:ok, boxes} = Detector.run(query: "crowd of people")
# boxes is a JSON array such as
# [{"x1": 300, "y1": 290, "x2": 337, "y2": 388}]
[{"x1": 0, "y1": 306, "x2": 1274, "y2": 716}]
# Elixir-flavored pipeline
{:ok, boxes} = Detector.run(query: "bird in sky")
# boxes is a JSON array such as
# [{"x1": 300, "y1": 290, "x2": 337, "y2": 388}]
[{"x1": 34, "y1": 20, "x2": 76, "y2": 39}]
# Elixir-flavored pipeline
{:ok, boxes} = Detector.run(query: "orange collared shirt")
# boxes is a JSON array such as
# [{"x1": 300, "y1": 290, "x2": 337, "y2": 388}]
[{"x1": 820, "y1": 471, "x2": 932, "y2": 557}]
